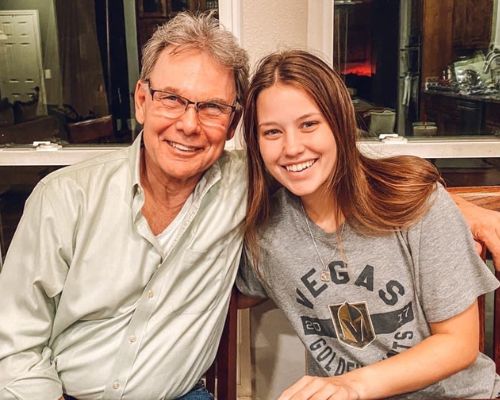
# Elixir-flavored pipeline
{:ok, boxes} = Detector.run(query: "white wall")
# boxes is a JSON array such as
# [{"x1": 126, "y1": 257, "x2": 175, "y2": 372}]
[
  {"x1": 241, "y1": 1, "x2": 307, "y2": 397},
  {"x1": 220, "y1": 0, "x2": 332, "y2": 149},
  {"x1": 493, "y1": 0, "x2": 500, "y2": 48},
  {"x1": 236, "y1": 1, "x2": 318, "y2": 398},
  {"x1": 241, "y1": 0, "x2": 308, "y2": 70},
  {"x1": 218, "y1": 2, "x2": 335, "y2": 397},
  {"x1": 250, "y1": 301, "x2": 306, "y2": 400}
]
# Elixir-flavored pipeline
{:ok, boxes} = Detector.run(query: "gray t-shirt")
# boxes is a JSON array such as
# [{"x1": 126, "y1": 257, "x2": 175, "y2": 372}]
[{"x1": 237, "y1": 185, "x2": 500, "y2": 399}]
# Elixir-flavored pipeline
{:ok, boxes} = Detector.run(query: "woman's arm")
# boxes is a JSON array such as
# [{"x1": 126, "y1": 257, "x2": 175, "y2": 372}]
[
  {"x1": 278, "y1": 301, "x2": 480, "y2": 400},
  {"x1": 451, "y1": 193, "x2": 500, "y2": 268}
]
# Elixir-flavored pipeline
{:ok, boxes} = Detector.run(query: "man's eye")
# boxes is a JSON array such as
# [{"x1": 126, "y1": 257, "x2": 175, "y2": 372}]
[
  {"x1": 159, "y1": 94, "x2": 181, "y2": 102},
  {"x1": 155, "y1": 93, "x2": 183, "y2": 107},
  {"x1": 199, "y1": 102, "x2": 225, "y2": 113}
]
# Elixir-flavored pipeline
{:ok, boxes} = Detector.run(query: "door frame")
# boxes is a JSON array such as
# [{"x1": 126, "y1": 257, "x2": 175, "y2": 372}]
[{"x1": 0, "y1": 9, "x2": 47, "y2": 114}]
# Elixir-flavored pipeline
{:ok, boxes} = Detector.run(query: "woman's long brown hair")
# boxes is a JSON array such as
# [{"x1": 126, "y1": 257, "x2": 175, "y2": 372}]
[{"x1": 243, "y1": 50, "x2": 442, "y2": 261}]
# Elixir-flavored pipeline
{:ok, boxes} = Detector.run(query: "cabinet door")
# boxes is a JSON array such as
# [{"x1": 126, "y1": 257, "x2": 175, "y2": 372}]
[
  {"x1": 485, "y1": 103, "x2": 500, "y2": 135},
  {"x1": 422, "y1": 93, "x2": 460, "y2": 135},
  {"x1": 452, "y1": 0, "x2": 493, "y2": 51}
]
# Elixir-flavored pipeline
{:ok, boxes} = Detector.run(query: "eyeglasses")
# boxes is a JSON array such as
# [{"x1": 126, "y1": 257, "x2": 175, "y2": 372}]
[{"x1": 145, "y1": 79, "x2": 237, "y2": 126}]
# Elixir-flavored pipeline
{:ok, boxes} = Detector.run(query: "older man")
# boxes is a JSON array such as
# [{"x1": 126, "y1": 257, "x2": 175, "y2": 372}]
[
  {"x1": 0, "y1": 12, "x2": 248, "y2": 400},
  {"x1": 0, "y1": 11, "x2": 499, "y2": 400}
]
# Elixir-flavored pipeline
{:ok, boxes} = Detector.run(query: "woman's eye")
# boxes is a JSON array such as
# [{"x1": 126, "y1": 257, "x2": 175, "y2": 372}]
[
  {"x1": 263, "y1": 129, "x2": 280, "y2": 137},
  {"x1": 302, "y1": 120, "x2": 319, "y2": 130}
]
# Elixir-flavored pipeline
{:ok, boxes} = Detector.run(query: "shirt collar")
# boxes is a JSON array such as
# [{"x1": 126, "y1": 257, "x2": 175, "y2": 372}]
[{"x1": 128, "y1": 132, "x2": 143, "y2": 202}]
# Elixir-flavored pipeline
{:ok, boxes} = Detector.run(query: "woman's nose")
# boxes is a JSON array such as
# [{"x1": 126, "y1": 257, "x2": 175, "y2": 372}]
[{"x1": 283, "y1": 131, "x2": 304, "y2": 156}]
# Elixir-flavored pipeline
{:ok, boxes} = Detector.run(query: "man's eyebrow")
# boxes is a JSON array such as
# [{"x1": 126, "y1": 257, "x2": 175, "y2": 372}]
[
  {"x1": 158, "y1": 86, "x2": 179, "y2": 93},
  {"x1": 156, "y1": 86, "x2": 233, "y2": 104},
  {"x1": 203, "y1": 97, "x2": 234, "y2": 105}
]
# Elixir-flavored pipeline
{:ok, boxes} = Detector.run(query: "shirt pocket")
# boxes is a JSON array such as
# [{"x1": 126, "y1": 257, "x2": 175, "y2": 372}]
[{"x1": 168, "y1": 243, "x2": 229, "y2": 315}]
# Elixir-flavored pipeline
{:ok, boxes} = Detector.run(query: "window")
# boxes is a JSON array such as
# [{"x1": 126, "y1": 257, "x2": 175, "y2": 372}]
[
  {"x1": 0, "y1": 0, "x2": 218, "y2": 147},
  {"x1": 0, "y1": 0, "x2": 219, "y2": 260},
  {"x1": 333, "y1": 0, "x2": 500, "y2": 139}
]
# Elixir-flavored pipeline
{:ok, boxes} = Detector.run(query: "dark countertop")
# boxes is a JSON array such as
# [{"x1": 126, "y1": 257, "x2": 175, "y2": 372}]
[{"x1": 424, "y1": 88, "x2": 500, "y2": 104}]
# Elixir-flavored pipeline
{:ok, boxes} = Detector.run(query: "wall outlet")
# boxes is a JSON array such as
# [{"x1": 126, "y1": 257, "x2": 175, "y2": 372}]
[{"x1": 44, "y1": 69, "x2": 52, "y2": 79}]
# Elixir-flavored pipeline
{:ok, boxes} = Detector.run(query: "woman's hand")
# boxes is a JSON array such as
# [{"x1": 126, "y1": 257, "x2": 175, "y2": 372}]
[
  {"x1": 279, "y1": 301, "x2": 479, "y2": 400},
  {"x1": 278, "y1": 375, "x2": 360, "y2": 400}
]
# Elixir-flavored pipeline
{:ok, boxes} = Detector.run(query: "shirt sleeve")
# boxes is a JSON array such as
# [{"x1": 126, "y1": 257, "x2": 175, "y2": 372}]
[
  {"x1": 0, "y1": 181, "x2": 72, "y2": 399},
  {"x1": 235, "y1": 248, "x2": 269, "y2": 299},
  {"x1": 408, "y1": 184, "x2": 499, "y2": 323}
]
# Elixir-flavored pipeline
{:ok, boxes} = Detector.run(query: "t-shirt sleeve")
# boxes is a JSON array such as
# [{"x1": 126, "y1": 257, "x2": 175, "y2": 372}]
[
  {"x1": 408, "y1": 184, "x2": 499, "y2": 323},
  {"x1": 236, "y1": 248, "x2": 269, "y2": 299}
]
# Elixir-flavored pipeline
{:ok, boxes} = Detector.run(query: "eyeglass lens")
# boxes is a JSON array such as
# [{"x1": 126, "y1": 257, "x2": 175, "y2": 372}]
[{"x1": 150, "y1": 88, "x2": 233, "y2": 127}]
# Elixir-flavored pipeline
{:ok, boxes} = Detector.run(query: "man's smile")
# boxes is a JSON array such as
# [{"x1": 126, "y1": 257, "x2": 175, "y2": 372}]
[{"x1": 166, "y1": 140, "x2": 203, "y2": 153}]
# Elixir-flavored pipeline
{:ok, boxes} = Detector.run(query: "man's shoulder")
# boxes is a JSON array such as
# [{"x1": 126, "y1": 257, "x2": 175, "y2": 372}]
[
  {"x1": 40, "y1": 146, "x2": 132, "y2": 187},
  {"x1": 216, "y1": 149, "x2": 247, "y2": 184},
  {"x1": 218, "y1": 149, "x2": 246, "y2": 168}
]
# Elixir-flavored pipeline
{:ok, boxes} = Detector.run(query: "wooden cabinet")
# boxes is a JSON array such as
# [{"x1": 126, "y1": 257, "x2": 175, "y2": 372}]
[
  {"x1": 422, "y1": 0, "x2": 493, "y2": 82},
  {"x1": 421, "y1": 92, "x2": 483, "y2": 135},
  {"x1": 135, "y1": 0, "x2": 218, "y2": 64},
  {"x1": 423, "y1": 92, "x2": 500, "y2": 136},
  {"x1": 452, "y1": 0, "x2": 493, "y2": 52},
  {"x1": 485, "y1": 103, "x2": 500, "y2": 135},
  {"x1": 420, "y1": 0, "x2": 494, "y2": 123}
]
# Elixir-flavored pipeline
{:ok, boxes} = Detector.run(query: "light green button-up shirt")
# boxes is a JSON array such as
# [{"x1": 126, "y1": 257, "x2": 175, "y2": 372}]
[{"x1": 0, "y1": 135, "x2": 248, "y2": 399}]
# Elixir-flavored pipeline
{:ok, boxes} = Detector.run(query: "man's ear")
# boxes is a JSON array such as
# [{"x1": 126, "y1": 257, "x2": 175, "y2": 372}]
[
  {"x1": 134, "y1": 80, "x2": 146, "y2": 125},
  {"x1": 226, "y1": 129, "x2": 235, "y2": 140},
  {"x1": 226, "y1": 107, "x2": 242, "y2": 140}
]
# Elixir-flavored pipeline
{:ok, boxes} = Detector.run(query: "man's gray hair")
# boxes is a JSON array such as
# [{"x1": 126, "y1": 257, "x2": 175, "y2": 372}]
[{"x1": 139, "y1": 12, "x2": 249, "y2": 106}]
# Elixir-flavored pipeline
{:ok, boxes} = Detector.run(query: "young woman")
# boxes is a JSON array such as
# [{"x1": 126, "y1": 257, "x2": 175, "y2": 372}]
[{"x1": 237, "y1": 49, "x2": 500, "y2": 399}]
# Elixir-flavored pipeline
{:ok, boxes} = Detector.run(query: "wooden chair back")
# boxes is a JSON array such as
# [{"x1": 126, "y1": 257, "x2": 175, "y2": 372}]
[
  {"x1": 205, "y1": 289, "x2": 239, "y2": 399},
  {"x1": 448, "y1": 186, "x2": 500, "y2": 373}
]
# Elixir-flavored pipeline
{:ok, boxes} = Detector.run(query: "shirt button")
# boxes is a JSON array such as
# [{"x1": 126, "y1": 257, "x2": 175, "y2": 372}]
[
  {"x1": 128, "y1": 335, "x2": 137, "y2": 343},
  {"x1": 113, "y1": 381, "x2": 120, "y2": 389},
  {"x1": 147, "y1": 290, "x2": 154, "y2": 298},
  {"x1": 156, "y1": 264, "x2": 161, "y2": 270}
]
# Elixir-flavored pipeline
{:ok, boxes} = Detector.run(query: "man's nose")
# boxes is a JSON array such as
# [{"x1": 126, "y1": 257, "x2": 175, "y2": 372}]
[{"x1": 177, "y1": 105, "x2": 201, "y2": 135}]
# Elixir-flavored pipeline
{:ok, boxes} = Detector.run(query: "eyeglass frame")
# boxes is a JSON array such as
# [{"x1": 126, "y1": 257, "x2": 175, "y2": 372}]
[{"x1": 144, "y1": 79, "x2": 238, "y2": 122}]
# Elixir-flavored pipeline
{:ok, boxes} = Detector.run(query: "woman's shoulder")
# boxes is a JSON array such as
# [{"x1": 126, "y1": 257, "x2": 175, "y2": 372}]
[
  {"x1": 404, "y1": 182, "x2": 470, "y2": 245},
  {"x1": 423, "y1": 183, "x2": 462, "y2": 223}
]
